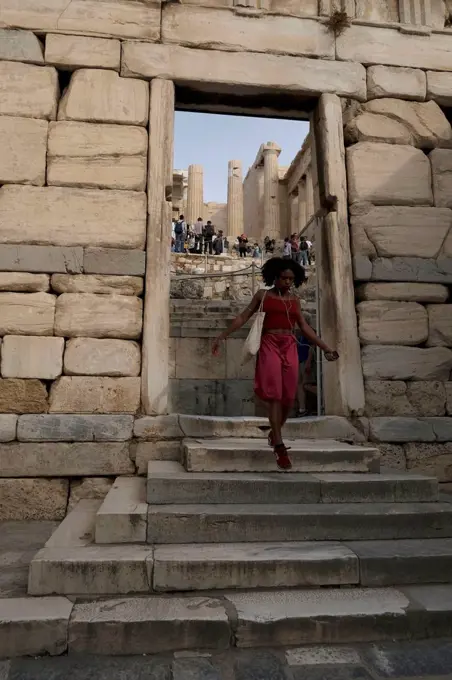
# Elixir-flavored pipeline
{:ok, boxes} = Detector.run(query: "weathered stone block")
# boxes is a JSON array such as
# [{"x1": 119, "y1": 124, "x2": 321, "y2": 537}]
[
  {"x1": 0, "y1": 272, "x2": 50, "y2": 292},
  {"x1": 51, "y1": 274, "x2": 143, "y2": 296},
  {"x1": 356, "y1": 283, "x2": 449, "y2": 303},
  {"x1": 353, "y1": 255, "x2": 372, "y2": 281},
  {"x1": 0, "y1": 116, "x2": 47, "y2": 185},
  {"x1": 378, "y1": 444, "x2": 406, "y2": 471},
  {"x1": 175, "y1": 337, "x2": 226, "y2": 380},
  {"x1": 431, "y1": 149, "x2": 452, "y2": 209},
  {"x1": 365, "y1": 381, "x2": 414, "y2": 417},
  {"x1": 371, "y1": 257, "x2": 452, "y2": 284},
  {"x1": 0, "y1": 0, "x2": 161, "y2": 40},
  {"x1": 134, "y1": 415, "x2": 184, "y2": 440},
  {"x1": 0, "y1": 378, "x2": 47, "y2": 413},
  {"x1": 55, "y1": 294, "x2": 142, "y2": 340},
  {"x1": 0, "y1": 292, "x2": 55, "y2": 336},
  {"x1": 0, "y1": 442, "x2": 133, "y2": 476},
  {"x1": 0, "y1": 478, "x2": 68, "y2": 520},
  {"x1": 0, "y1": 28, "x2": 43, "y2": 63},
  {"x1": 427, "y1": 305, "x2": 452, "y2": 347},
  {"x1": 49, "y1": 377, "x2": 140, "y2": 414},
  {"x1": 363, "y1": 99, "x2": 452, "y2": 149},
  {"x1": 48, "y1": 121, "x2": 147, "y2": 191},
  {"x1": 367, "y1": 65, "x2": 426, "y2": 101},
  {"x1": 446, "y1": 383, "x2": 452, "y2": 416},
  {"x1": 0, "y1": 61, "x2": 58, "y2": 120},
  {"x1": 427, "y1": 71, "x2": 452, "y2": 107},
  {"x1": 345, "y1": 112, "x2": 412, "y2": 146},
  {"x1": 134, "y1": 441, "x2": 182, "y2": 474},
  {"x1": 357, "y1": 301, "x2": 428, "y2": 346},
  {"x1": 68, "y1": 477, "x2": 114, "y2": 512},
  {"x1": 121, "y1": 42, "x2": 367, "y2": 101},
  {"x1": 0, "y1": 186, "x2": 146, "y2": 249},
  {"x1": 64, "y1": 338, "x2": 141, "y2": 377},
  {"x1": 45, "y1": 34, "x2": 120, "y2": 70},
  {"x1": 347, "y1": 142, "x2": 433, "y2": 206},
  {"x1": 405, "y1": 442, "x2": 452, "y2": 482},
  {"x1": 0, "y1": 245, "x2": 83, "y2": 274},
  {"x1": 59, "y1": 69, "x2": 149, "y2": 126},
  {"x1": 84, "y1": 248, "x2": 146, "y2": 276},
  {"x1": 351, "y1": 206, "x2": 451, "y2": 258},
  {"x1": 18, "y1": 414, "x2": 134, "y2": 441},
  {"x1": 361, "y1": 345, "x2": 452, "y2": 381},
  {"x1": 369, "y1": 417, "x2": 435, "y2": 443},
  {"x1": 0, "y1": 414, "x2": 17, "y2": 441},
  {"x1": 1, "y1": 336, "x2": 64, "y2": 379},
  {"x1": 406, "y1": 382, "x2": 446, "y2": 417},
  {"x1": 162, "y1": 5, "x2": 334, "y2": 59}
]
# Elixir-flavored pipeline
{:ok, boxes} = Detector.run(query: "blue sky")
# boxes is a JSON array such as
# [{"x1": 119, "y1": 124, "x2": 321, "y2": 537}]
[{"x1": 174, "y1": 112, "x2": 310, "y2": 203}]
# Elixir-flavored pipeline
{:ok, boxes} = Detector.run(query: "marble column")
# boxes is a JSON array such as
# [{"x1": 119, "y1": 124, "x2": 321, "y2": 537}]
[
  {"x1": 142, "y1": 78, "x2": 174, "y2": 415},
  {"x1": 186, "y1": 164, "x2": 204, "y2": 224},
  {"x1": 399, "y1": 0, "x2": 431, "y2": 26},
  {"x1": 305, "y1": 167, "x2": 315, "y2": 224},
  {"x1": 227, "y1": 160, "x2": 244, "y2": 236},
  {"x1": 297, "y1": 178, "x2": 307, "y2": 233},
  {"x1": 262, "y1": 142, "x2": 281, "y2": 240}
]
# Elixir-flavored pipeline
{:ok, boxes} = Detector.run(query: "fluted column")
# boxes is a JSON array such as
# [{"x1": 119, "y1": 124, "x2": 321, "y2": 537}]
[
  {"x1": 305, "y1": 167, "x2": 315, "y2": 224},
  {"x1": 399, "y1": 0, "x2": 431, "y2": 26},
  {"x1": 227, "y1": 160, "x2": 244, "y2": 237},
  {"x1": 262, "y1": 142, "x2": 281, "y2": 240},
  {"x1": 186, "y1": 164, "x2": 204, "y2": 224},
  {"x1": 297, "y1": 178, "x2": 307, "y2": 233}
]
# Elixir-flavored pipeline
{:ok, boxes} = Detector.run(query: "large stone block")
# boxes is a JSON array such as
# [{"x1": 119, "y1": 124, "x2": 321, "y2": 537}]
[
  {"x1": 174, "y1": 337, "x2": 226, "y2": 380},
  {"x1": 337, "y1": 24, "x2": 452, "y2": 71},
  {"x1": 59, "y1": 69, "x2": 149, "y2": 126},
  {"x1": 427, "y1": 71, "x2": 452, "y2": 107},
  {"x1": 68, "y1": 477, "x2": 114, "y2": 512},
  {"x1": 363, "y1": 99, "x2": 452, "y2": 149},
  {"x1": 55, "y1": 293, "x2": 142, "y2": 339},
  {"x1": 49, "y1": 377, "x2": 141, "y2": 414},
  {"x1": 0, "y1": 478, "x2": 68, "y2": 520},
  {"x1": 0, "y1": 378, "x2": 48, "y2": 413},
  {"x1": 344, "y1": 112, "x2": 412, "y2": 146},
  {"x1": 0, "y1": 414, "x2": 17, "y2": 441},
  {"x1": 0, "y1": 272, "x2": 50, "y2": 292},
  {"x1": 378, "y1": 443, "x2": 406, "y2": 471},
  {"x1": 162, "y1": 6, "x2": 334, "y2": 58},
  {"x1": 47, "y1": 121, "x2": 147, "y2": 191},
  {"x1": 405, "y1": 442, "x2": 452, "y2": 482},
  {"x1": 0, "y1": 186, "x2": 146, "y2": 249},
  {"x1": 0, "y1": 441, "x2": 134, "y2": 476},
  {"x1": 1, "y1": 335, "x2": 64, "y2": 379},
  {"x1": 427, "y1": 305, "x2": 452, "y2": 347},
  {"x1": 64, "y1": 338, "x2": 141, "y2": 377},
  {"x1": 0, "y1": 61, "x2": 58, "y2": 120},
  {"x1": 367, "y1": 65, "x2": 426, "y2": 101},
  {"x1": 17, "y1": 414, "x2": 134, "y2": 441},
  {"x1": 133, "y1": 414, "x2": 184, "y2": 440},
  {"x1": 0, "y1": 0, "x2": 161, "y2": 40},
  {"x1": 406, "y1": 382, "x2": 447, "y2": 417},
  {"x1": 0, "y1": 292, "x2": 55, "y2": 336},
  {"x1": 45, "y1": 34, "x2": 120, "y2": 70},
  {"x1": 371, "y1": 257, "x2": 452, "y2": 284},
  {"x1": 134, "y1": 441, "x2": 182, "y2": 474},
  {"x1": 446, "y1": 383, "x2": 452, "y2": 415},
  {"x1": 369, "y1": 417, "x2": 435, "y2": 443},
  {"x1": 0, "y1": 245, "x2": 83, "y2": 274},
  {"x1": 121, "y1": 42, "x2": 367, "y2": 101},
  {"x1": 357, "y1": 301, "x2": 428, "y2": 345},
  {"x1": 347, "y1": 143, "x2": 432, "y2": 206},
  {"x1": 0, "y1": 28, "x2": 43, "y2": 63},
  {"x1": 83, "y1": 248, "x2": 146, "y2": 276},
  {"x1": 361, "y1": 345, "x2": 452, "y2": 381},
  {"x1": 431, "y1": 149, "x2": 452, "y2": 209},
  {"x1": 51, "y1": 274, "x2": 143, "y2": 296},
  {"x1": 0, "y1": 116, "x2": 47, "y2": 185},
  {"x1": 365, "y1": 381, "x2": 414, "y2": 417},
  {"x1": 356, "y1": 283, "x2": 449, "y2": 303}
]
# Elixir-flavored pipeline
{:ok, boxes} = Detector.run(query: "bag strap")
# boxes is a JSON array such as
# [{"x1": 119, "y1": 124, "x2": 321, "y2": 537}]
[{"x1": 258, "y1": 290, "x2": 267, "y2": 313}]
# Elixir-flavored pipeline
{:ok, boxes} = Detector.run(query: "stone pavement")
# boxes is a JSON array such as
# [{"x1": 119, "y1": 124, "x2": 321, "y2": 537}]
[{"x1": 3, "y1": 640, "x2": 452, "y2": 679}]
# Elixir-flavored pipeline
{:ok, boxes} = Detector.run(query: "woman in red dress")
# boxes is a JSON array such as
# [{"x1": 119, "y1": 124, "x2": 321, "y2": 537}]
[{"x1": 212, "y1": 257, "x2": 338, "y2": 471}]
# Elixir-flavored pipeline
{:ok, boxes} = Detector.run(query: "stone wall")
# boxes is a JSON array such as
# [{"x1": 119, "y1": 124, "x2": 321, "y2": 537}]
[{"x1": 345, "y1": 91, "x2": 452, "y2": 485}]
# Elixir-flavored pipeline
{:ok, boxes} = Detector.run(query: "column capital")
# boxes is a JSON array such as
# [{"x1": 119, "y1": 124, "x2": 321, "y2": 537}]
[{"x1": 262, "y1": 142, "x2": 281, "y2": 157}]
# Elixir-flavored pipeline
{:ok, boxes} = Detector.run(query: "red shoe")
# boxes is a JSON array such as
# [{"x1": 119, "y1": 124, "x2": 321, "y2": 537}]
[{"x1": 274, "y1": 443, "x2": 292, "y2": 471}]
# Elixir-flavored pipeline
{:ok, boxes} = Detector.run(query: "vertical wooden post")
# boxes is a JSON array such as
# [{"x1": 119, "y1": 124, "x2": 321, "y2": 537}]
[{"x1": 141, "y1": 79, "x2": 175, "y2": 415}]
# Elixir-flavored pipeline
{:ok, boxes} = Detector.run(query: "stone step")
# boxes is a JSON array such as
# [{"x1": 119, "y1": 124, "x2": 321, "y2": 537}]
[
  {"x1": 147, "y1": 461, "x2": 438, "y2": 505},
  {"x1": 95, "y1": 477, "x2": 147, "y2": 545},
  {"x1": 183, "y1": 438, "x2": 380, "y2": 473},
  {"x1": 147, "y1": 502, "x2": 452, "y2": 544}
]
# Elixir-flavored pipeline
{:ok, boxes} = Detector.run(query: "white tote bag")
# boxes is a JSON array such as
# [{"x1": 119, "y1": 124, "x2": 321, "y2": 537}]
[{"x1": 241, "y1": 293, "x2": 266, "y2": 365}]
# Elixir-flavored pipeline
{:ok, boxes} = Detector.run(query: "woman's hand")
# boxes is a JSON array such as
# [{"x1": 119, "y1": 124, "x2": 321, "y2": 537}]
[
  {"x1": 212, "y1": 336, "x2": 224, "y2": 356},
  {"x1": 324, "y1": 350, "x2": 339, "y2": 362}
]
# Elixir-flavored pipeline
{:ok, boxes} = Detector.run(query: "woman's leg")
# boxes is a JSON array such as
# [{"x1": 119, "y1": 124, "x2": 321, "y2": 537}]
[{"x1": 266, "y1": 400, "x2": 283, "y2": 445}]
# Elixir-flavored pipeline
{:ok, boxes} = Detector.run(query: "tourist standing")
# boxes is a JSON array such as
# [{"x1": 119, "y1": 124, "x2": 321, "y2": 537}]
[
  {"x1": 283, "y1": 237, "x2": 292, "y2": 259},
  {"x1": 203, "y1": 221, "x2": 215, "y2": 255},
  {"x1": 238, "y1": 234, "x2": 248, "y2": 258},
  {"x1": 212, "y1": 257, "x2": 338, "y2": 470},
  {"x1": 174, "y1": 215, "x2": 186, "y2": 254},
  {"x1": 213, "y1": 230, "x2": 224, "y2": 255},
  {"x1": 299, "y1": 237, "x2": 310, "y2": 266},
  {"x1": 290, "y1": 233, "x2": 301, "y2": 264},
  {"x1": 194, "y1": 217, "x2": 204, "y2": 253}
]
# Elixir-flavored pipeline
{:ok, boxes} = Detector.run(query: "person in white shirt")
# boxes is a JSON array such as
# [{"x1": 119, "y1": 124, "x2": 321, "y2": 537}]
[{"x1": 283, "y1": 237, "x2": 292, "y2": 259}]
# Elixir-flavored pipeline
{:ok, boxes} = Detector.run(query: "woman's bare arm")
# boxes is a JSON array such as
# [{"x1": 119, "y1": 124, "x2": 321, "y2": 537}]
[
  {"x1": 212, "y1": 290, "x2": 264, "y2": 354},
  {"x1": 295, "y1": 301, "x2": 338, "y2": 358}
]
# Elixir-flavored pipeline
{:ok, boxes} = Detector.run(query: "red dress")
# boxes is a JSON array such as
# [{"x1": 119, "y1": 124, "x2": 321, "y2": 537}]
[{"x1": 254, "y1": 295, "x2": 299, "y2": 405}]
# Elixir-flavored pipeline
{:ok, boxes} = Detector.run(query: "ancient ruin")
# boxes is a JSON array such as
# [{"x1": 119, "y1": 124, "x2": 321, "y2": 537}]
[{"x1": 2, "y1": 0, "x2": 452, "y2": 660}]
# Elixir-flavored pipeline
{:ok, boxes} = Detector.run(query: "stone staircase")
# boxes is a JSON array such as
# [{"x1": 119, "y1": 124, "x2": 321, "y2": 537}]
[{"x1": 24, "y1": 426, "x2": 452, "y2": 655}]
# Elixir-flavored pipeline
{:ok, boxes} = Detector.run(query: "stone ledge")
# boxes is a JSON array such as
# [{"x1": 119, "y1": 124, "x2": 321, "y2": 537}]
[
  {"x1": 17, "y1": 414, "x2": 134, "y2": 442},
  {"x1": 369, "y1": 417, "x2": 452, "y2": 443}
]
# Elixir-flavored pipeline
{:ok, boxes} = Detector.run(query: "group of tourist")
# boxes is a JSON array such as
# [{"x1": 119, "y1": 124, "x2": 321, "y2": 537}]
[
  {"x1": 283, "y1": 233, "x2": 312, "y2": 266},
  {"x1": 171, "y1": 215, "x2": 228, "y2": 255}
]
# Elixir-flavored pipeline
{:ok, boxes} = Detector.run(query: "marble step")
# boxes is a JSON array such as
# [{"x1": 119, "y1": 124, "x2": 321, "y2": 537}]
[
  {"x1": 8, "y1": 585, "x2": 452, "y2": 656},
  {"x1": 183, "y1": 437, "x2": 380, "y2": 473},
  {"x1": 146, "y1": 502, "x2": 452, "y2": 544},
  {"x1": 147, "y1": 461, "x2": 438, "y2": 505},
  {"x1": 95, "y1": 477, "x2": 147, "y2": 545}
]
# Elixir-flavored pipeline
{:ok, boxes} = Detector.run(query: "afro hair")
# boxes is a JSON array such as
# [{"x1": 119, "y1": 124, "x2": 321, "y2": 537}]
[{"x1": 261, "y1": 257, "x2": 306, "y2": 288}]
